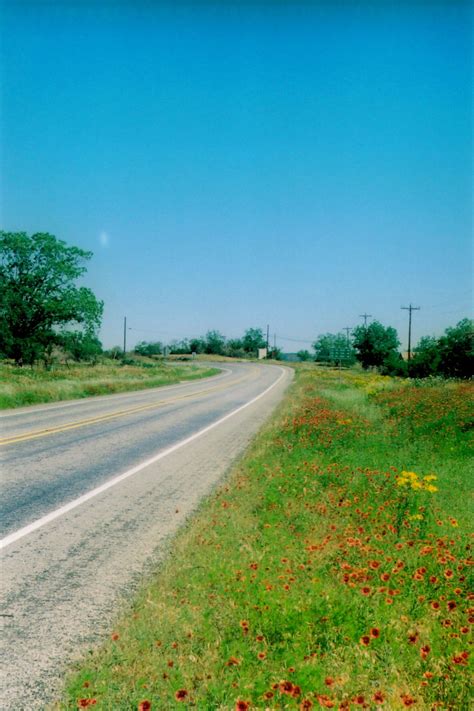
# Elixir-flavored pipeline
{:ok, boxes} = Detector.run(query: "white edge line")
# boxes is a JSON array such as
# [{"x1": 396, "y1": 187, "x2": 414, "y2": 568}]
[{"x1": 0, "y1": 366, "x2": 289, "y2": 551}]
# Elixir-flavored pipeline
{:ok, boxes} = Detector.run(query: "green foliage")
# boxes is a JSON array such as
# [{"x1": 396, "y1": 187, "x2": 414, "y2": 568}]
[
  {"x1": 408, "y1": 336, "x2": 441, "y2": 378},
  {"x1": 168, "y1": 339, "x2": 191, "y2": 355},
  {"x1": 242, "y1": 327, "x2": 266, "y2": 354},
  {"x1": 296, "y1": 349, "x2": 312, "y2": 362},
  {"x1": 189, "y1": 337, "x2": 206, "y2": 354},
  {"x1": 225, "y1": 338, "x2": 246, "y2": 358},
  {"x1": 409, "y1": 319, "x2": 473, "y2": 379},
  {"x1": 61, "y1": 331, "x2": 103, "y2": 364},
  {"x1": 379, "y1": 350, "x2": 408, "y2": 377},
  {"x1": 313, "y1": 333, "x2": 356, "y2": 366},
  {"x1": 352, "y1": 321, "x2": 400, "y2": 369},
  {"x1": 204, "y1": 330, "x2": 226, "y2": 355},
  {"x1": 438, "y1": 318, "x2": 473, "y2": 379},
  {"x1": 134, "y1": 341, "x2": 163, "y2": 357},
  {"x1": 0, "y1": 231, "x2": 103, "y2": 365}
]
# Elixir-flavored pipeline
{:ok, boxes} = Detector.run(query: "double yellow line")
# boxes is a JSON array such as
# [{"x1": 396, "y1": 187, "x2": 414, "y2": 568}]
[{"x1": 0, "y1": 376, "x2": 248, "y2": 447}]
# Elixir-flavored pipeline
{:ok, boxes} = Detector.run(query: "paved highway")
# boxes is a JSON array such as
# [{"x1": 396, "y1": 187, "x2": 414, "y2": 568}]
[{"x1": 0, "y1": 362, "x2": 292, "y2": 709}]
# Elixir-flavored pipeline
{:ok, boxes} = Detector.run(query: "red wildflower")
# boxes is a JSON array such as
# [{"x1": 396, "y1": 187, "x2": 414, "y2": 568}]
[
  {"x1": 370, "y1": 627, "x2": 380, "y2": 638},
  {"x1": 447, "y1": 600, "x2": 457, "y2": 610},
  {"x1": 226, "y1": 656, "x2": 240, "y2": 666},
  {"x1": 373, "y1": 690, "x2": 385, "y2": 703},
  {"x1": 430, "y1": 601, "x2": 440, "y2": 610},
  {"x1": 138, "y1": 702, "x2": 151, "y2": 711},
  {"x1": 300, "y1": 701, "x2": 313, "y2": 710},
  {"x1": 401, "y1": 693, "x2": 416, "y2": 706},
  {"x1": 111, "y1": 633, "x2": 119, "y2": 641},
  {"x1": 78, "y1": 702, "x2": 97, "y2": 709},
  {"x1": 279, "y1": 680, "x2": 294, "y2": 695},
  {"x1": 175, "y1": 690, "x2": 188, "y2": 702},
  {"x1": 291, "y1": 685, "x2": 302, "y2": 698},
  {"x1": 325, "y1": 677, "x2": 335, "y2": 686},
  {"x1": 317, "y1": 695, "x2": 335, "y2": 708},
  {"x1": 361, "y1": 586, "x2": 371, "y2": 596},
  {"x1": 360, "y1": 635, "x2": 371, "y2": 646},
  {"x1": 420, "y1": 645, "x2": 430, "y2": 659},
  {"x1": 235, "y1": 701, "x2": 250, "y2": 711},
  {"x1": 257, "y1": 652, "x2": 266, "y2": 660}
]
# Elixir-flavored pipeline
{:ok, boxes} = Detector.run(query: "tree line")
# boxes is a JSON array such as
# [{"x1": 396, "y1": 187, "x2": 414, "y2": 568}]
[
  {"x1": 301, "y1": 319, "x2": 473, "y2": 379},
  {"x1": 1, "y1": 232, "x2": 472, "y2": 378}
]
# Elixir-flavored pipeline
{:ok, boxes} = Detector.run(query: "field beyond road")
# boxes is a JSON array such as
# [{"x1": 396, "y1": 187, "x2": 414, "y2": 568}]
[
  {"x1": 0, "y1": 359, "x2": 220, "y2": 409},
  {"x1": 57, "y1": 365, "x2": 473, "y2": 710}
]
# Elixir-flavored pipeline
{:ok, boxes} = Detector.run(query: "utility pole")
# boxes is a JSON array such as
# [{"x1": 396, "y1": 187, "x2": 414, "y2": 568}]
[
  {"x1": 359, "y1": 313, "x2": 372, "y2": 327},
  {"x1": 343, "y1": 327, "x2": 352, "y2": 344},
  {"x1": 123, "y1": 316, "x2": 127, "y2": 356},
  {"x1": 401, "y1": 304, "x2": 420, "y2": 360},
  {"x1": 266, "y1": 324, "x2": 270, "y2": 357}
]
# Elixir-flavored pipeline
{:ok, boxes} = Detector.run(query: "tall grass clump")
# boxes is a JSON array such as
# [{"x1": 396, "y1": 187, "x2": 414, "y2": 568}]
[{"x1": 57, "y1": 366, "x2": 473, "y2": 710}]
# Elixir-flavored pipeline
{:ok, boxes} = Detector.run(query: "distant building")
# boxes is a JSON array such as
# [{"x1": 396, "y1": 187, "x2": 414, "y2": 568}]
[{"x1": 257, "y1": 348, "x2": 267, "y2": 359}]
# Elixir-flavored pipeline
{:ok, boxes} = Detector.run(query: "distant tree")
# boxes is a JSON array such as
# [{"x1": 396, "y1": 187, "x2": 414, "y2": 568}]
[
  {"x1": 104, "y1": 345, "x2": 123, "y2": 360},
  {"x1": 204, "y1": 330, "x2": 226, "y2": 355},
  {"x1": 296, "y1": 349, "x2": 312, "y2": 362},
  {"x1": 61, "y1": 330, "x2": 103, "y2": 363},
  {"x1": 438, "y1": 318, "x2": 473, "y2": 379},
  {"x1": 169, "y1": 339, "x2": 191, "y2": 355},
  {"x1": 226, "y1": 338, "x2": 246, "y2": 358},
  {"x1": 0, "y1": 231, "x2": 103, "y2": 365},
  {"x1": 189, "y1": 337, "x2": 206, "y2": 354},
  {"x1": 134, "y1": 340, "x2": 163, "y2": 357},
  {"x1": 352, "y1": 322, "x2": 400, "y2": 369},
  {"x1": 242, "y1": 327, "x2": 266, "y2": 354},
  {"x1": 408, "y1": 336, "x2": 441, "y2": 378},
  {"x1": 379, "y1": 351, "x2": 408, "y2": 377},
  {"x1": 313, "y1": 333, "x2": 356, "y2": 366}
]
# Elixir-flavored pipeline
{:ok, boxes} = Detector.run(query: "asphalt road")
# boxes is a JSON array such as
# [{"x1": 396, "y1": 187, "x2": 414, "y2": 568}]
[{"x1": 0, "y1": 362, "x2": 292, "y2": 709}]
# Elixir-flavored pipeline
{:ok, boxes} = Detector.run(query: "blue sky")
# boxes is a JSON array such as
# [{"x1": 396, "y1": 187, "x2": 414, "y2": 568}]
[{"x1": 1, "y1": 1, "x2": 472, "y2": 351}]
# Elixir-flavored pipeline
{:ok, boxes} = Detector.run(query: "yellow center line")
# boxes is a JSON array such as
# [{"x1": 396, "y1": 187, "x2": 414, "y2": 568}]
[{"x1": 0, "y1": 375, "x2": 252, "y2": 446}]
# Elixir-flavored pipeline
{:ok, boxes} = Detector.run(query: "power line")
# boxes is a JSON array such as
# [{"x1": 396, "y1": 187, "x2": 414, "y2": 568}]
[{"x1": 359, "y1": 313, "x2": 372, "y2": 326}]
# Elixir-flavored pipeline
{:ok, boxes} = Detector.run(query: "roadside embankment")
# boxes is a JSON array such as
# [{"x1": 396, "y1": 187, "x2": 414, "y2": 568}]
[{"x1": 56, "y1": 365, "x2": 473, "y2": 710}]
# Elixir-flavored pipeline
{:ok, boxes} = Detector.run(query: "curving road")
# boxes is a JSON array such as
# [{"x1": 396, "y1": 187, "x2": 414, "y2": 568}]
[{"x1": 0, "y1": 362, "x2": 292, "y2": 709}]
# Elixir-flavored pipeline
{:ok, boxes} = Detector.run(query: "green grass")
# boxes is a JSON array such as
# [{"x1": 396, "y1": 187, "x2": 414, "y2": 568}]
[
  {"x1": 55, "y1": 366, "x2": 473, "y2": 710},
  {"x1": 0, "y1": 359, "x2": 220, "y2": 409}
]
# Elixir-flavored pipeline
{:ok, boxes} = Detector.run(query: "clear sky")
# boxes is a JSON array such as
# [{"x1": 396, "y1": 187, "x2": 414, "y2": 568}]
[{"x1": 1, "y1": 0, "x2": 472, "y2": 351}]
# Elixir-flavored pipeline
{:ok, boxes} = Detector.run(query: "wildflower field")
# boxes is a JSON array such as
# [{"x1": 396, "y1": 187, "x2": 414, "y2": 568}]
[{"x1": 58, "y1": 366, "x2": 473, "y2": 710}]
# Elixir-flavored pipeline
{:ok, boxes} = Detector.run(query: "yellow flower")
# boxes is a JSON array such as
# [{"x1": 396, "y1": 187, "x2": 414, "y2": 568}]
[
  {"x1": 411, "y1": 481, "x2": 423, "y2": 490},
  {"x1": 423, "y1": 475, "x2": 437, "y2": 481},
  {"x1": 409, "y1": 514, "x2": 424, "y2": 521},
  {"x1": 424, "y1": 484, "x2": 438, "y2": 493}
]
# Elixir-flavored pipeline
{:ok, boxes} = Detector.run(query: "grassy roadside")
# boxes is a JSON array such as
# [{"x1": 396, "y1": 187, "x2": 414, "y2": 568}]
[
  {"x1": 0, "y1": 360, "x2": 220, "y2": 409},
  {"x1": 56, "y1": 366, "x2": 472, "y2": 710}
]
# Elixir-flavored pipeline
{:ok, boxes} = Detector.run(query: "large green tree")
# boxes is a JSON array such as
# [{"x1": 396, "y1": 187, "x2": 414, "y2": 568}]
[
  {"x1": 242, "y1": 327, "x2": 266, "y2": 354},
  {"x1": 352, "y1": 321, "x2": 400, "y2": 369},
  {"x1": 0, "y1": 231, "x2": 103, "y2": 365}
]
